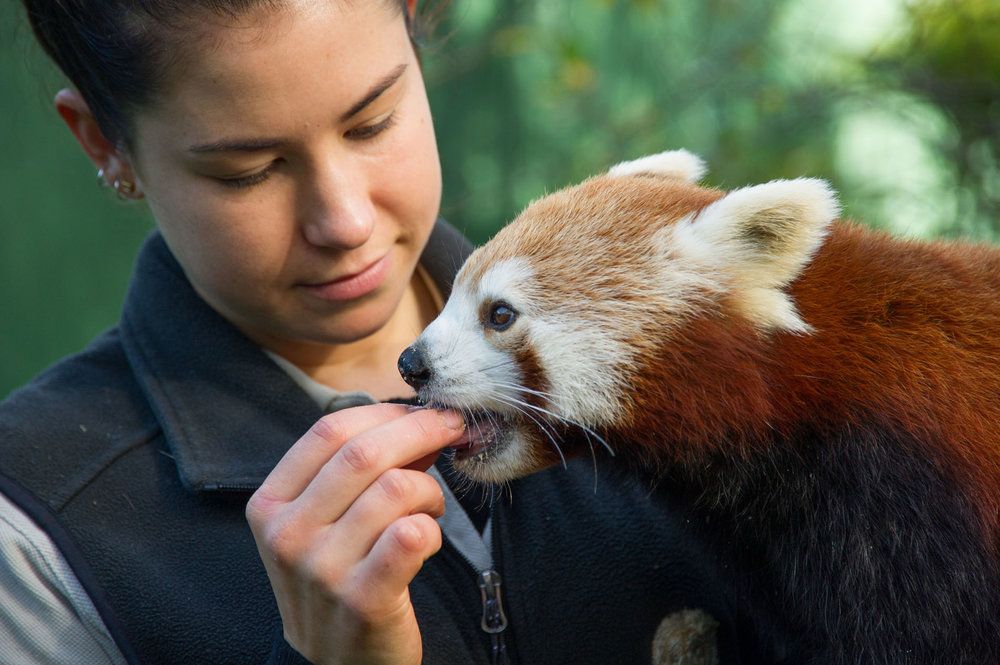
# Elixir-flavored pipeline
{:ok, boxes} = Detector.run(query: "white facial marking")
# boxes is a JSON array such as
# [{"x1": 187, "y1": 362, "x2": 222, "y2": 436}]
[
  {"x1": 415, "y1": 258, "x2": 535, "y2": 412},
  {"x1": 530, "y1": 317, "x2": 627, "y2": 426},
  {"x1": 608, "y1": 149, "x2": 708, "y2": 183},
  {"x1": 478, "y1": 257, "x2": 535, "y2": 305},
  {"x1": 417, "y1": 286, "x2": 514, "y2": 410},
  {"x1": 485, "y1": 258, "x2": 641, "y2": 428}
]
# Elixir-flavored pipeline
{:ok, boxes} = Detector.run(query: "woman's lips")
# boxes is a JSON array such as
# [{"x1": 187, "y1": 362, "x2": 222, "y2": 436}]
[{"x1": 300, "y1": 253, "x2": 391, "y2": 302}]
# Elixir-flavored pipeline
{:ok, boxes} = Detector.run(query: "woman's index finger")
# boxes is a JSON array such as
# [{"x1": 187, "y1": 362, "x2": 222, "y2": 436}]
[
  {"x1": 257, "y1": 402, "x2": 415, "y2": 503},
  {"x1": 292, "y1": 408, "x2": 466, "y2": 524}
]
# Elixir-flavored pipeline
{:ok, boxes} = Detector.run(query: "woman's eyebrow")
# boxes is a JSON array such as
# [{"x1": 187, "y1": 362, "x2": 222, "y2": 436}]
[
  {"x1": 340, "y1": 63, "x2": 408, "y2": 122},
  {"x1": 187, "y1": 63, "x2": 409, "y2": 154},
  {"x1": 188, "y1": 137, "x2": 287, "y2": 154}
]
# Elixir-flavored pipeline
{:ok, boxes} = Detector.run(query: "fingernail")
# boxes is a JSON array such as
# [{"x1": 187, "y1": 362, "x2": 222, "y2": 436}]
[{"x1": 439, "y1": 409, "x2": 465, "y2": 430}]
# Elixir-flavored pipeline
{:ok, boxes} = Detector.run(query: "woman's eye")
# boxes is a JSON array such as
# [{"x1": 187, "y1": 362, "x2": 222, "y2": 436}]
[
  {"x1": 346, "y1": 112, "x2": 397, "y2": 141},
  {"x1": 486, "y1": 302, "x2": 517, "y2": 331},
  {"x1": 217, "y1": 162, "x2": 279, "y2": 190}
]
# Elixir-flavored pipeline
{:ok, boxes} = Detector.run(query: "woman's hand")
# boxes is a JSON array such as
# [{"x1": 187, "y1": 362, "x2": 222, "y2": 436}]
[{"x1": 246, "y1": 403, "x2": 466, "y2": 665}]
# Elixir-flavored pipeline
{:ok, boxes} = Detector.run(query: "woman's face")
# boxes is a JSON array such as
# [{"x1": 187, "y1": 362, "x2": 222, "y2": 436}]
[{"x1": 129, "y1": 0, "x2": 441, "y2": 348}]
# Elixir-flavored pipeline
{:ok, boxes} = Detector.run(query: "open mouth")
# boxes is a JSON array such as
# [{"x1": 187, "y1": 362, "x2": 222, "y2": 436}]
[{"x1": 443, "y1": 408, "x2": 512, "y2": 462}]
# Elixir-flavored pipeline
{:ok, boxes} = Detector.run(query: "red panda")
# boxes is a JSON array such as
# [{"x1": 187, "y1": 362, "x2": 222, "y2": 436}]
[{"x1": 398, "y1": 150, "x2": 1000, "y2": 664}]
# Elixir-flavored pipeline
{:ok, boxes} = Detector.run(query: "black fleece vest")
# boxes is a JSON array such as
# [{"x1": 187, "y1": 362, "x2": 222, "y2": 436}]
[{"x1": 0, "y1": 222, "x2": 765, "y2": 664}]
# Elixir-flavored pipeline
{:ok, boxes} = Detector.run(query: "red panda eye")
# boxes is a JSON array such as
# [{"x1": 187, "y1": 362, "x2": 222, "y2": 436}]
[{"x1": 486, "y1": 302, "x2": 517, "y2": 331}]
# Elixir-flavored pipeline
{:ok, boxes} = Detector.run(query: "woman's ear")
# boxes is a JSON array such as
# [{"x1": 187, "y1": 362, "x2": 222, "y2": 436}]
[{"x1": 54, "y1": 88, "x2": 142, "y2": 198}]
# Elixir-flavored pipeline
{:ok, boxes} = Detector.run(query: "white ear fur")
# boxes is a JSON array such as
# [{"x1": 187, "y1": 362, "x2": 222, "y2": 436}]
[
  {"x1": 608, "y1": 149, "x2": 707, "y2": 183},
  {"x1": 674, "y1": 178, "x2": 840, "y2": 333}
]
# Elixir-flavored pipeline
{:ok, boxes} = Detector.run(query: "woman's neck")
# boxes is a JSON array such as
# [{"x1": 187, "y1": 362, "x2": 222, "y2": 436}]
[{"x1": 265, "y1": 269, "x2": 441, "y2": 401}]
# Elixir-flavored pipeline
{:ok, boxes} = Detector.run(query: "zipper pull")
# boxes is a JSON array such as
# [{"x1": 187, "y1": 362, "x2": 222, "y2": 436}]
[{"x1": 478, "y1": 570, "x2": 509, "y2": 665}]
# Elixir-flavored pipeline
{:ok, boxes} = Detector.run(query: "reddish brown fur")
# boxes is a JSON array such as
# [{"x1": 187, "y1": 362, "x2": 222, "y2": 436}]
[
  {"x1": 449, "y1": 170, "x2": 1000, "y2": 661},
  {"x1": 462, "y1": 176, "x2": 724, "y2": 307},
  {"x1": 467, "y1": 172, "x2": 1000, "y2": 552},
  {"x1": 618, "y1": 219, "x2": 1000, "y2": 549},
  {"x1": 475, "y1": 174, "x2": 1000, "y2": 551},
  {"x1": 475, "y1": 178, "x2": 1000, "y2": 537}
]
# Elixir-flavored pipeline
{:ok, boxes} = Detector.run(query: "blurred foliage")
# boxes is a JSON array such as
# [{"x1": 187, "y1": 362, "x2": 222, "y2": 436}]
[
  {"x1": 865, "y1": 0, "x2": 1000, "y2": 238},
  {"x1": 422, "y1": 0, "x2": 999, "y2": 242},
  {"x1": 424, "y1": 0, "x2": 845, "y2": 243},
  {"x1": 2, "y1": 0, "x2": 998, "y2": 396}
]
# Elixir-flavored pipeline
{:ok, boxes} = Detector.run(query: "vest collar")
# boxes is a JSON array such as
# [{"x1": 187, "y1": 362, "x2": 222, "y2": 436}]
[{"x1": 119, "y1": 222, "x2": 472, "y2": 492}]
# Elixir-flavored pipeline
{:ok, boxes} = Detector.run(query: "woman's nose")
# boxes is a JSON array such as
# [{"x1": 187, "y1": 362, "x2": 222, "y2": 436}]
[{"x1": 300, "y1": 165, "x2": 376, "y2": 250}]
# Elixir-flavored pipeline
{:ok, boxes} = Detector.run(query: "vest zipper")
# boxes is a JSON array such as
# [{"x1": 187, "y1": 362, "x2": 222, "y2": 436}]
[
  {"x1": 478, "y1": 569, "x2": 510, "y2": 665},
  {"x1": 440, "y1": 502, "x2": 515, "y2": 664},
  {"x1": 201, "y1": 482, "x2": 260, "y2": 492}
]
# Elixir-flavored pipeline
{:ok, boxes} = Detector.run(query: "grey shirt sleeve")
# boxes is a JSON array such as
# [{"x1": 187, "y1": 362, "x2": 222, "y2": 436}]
[{"x1": 0, "y1": 490, "x2": 128, "y2": 665}]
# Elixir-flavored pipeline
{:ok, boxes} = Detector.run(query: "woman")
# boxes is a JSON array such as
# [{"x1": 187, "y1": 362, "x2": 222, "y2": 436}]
[{"x1": 1, "y1": 1, "x2": 764, "y2": 663}]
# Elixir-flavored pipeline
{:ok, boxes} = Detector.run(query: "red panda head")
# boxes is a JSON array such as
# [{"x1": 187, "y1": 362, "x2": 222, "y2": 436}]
[{"x1": 400, "y1": 150, "x2": 840, "y2": 483}]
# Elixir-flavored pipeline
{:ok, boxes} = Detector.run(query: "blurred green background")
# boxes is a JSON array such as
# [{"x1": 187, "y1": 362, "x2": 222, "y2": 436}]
[{"x1": 2, "y1": 0, "x2": 998, "y2": 398}]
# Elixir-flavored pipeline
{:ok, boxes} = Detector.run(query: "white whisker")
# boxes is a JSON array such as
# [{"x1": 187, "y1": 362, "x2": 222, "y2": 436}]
[
  {"x1": 489, "y1": 392, "x2": 568, "y2": 469},
  {"x1": 488, "y1": 380, "x2": 558, "y2": 402},
  {"x1": 495, "y1": 391, "x2": 616, "y2": 459},
  {"x1": 477, "y1": 359, "x2": 517, "y2": 375}
]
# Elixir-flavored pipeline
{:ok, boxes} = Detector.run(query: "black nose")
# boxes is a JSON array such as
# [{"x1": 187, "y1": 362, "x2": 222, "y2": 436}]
[{"x1": 398, "y1": 345, "x2": 432, "y2": 390}]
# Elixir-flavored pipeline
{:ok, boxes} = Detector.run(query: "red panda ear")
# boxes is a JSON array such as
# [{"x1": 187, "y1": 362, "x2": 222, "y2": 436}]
[
  {"x1": 608, "y1": 149, "x2": 707, "y2": 183},
  {"x1": 673, "y1": 178, "x2": 840, "y2": 333}
]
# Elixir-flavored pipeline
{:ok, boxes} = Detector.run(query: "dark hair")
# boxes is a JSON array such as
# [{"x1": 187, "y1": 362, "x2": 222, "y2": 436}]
[{"x1": 22, "y1": 0, "x2": 421, "y2": 150}]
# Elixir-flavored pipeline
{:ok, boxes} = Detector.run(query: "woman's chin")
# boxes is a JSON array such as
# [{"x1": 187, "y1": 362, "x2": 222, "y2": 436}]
[{"x1": 298, "y1": 292, "x2": 402, "y2": 344}]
